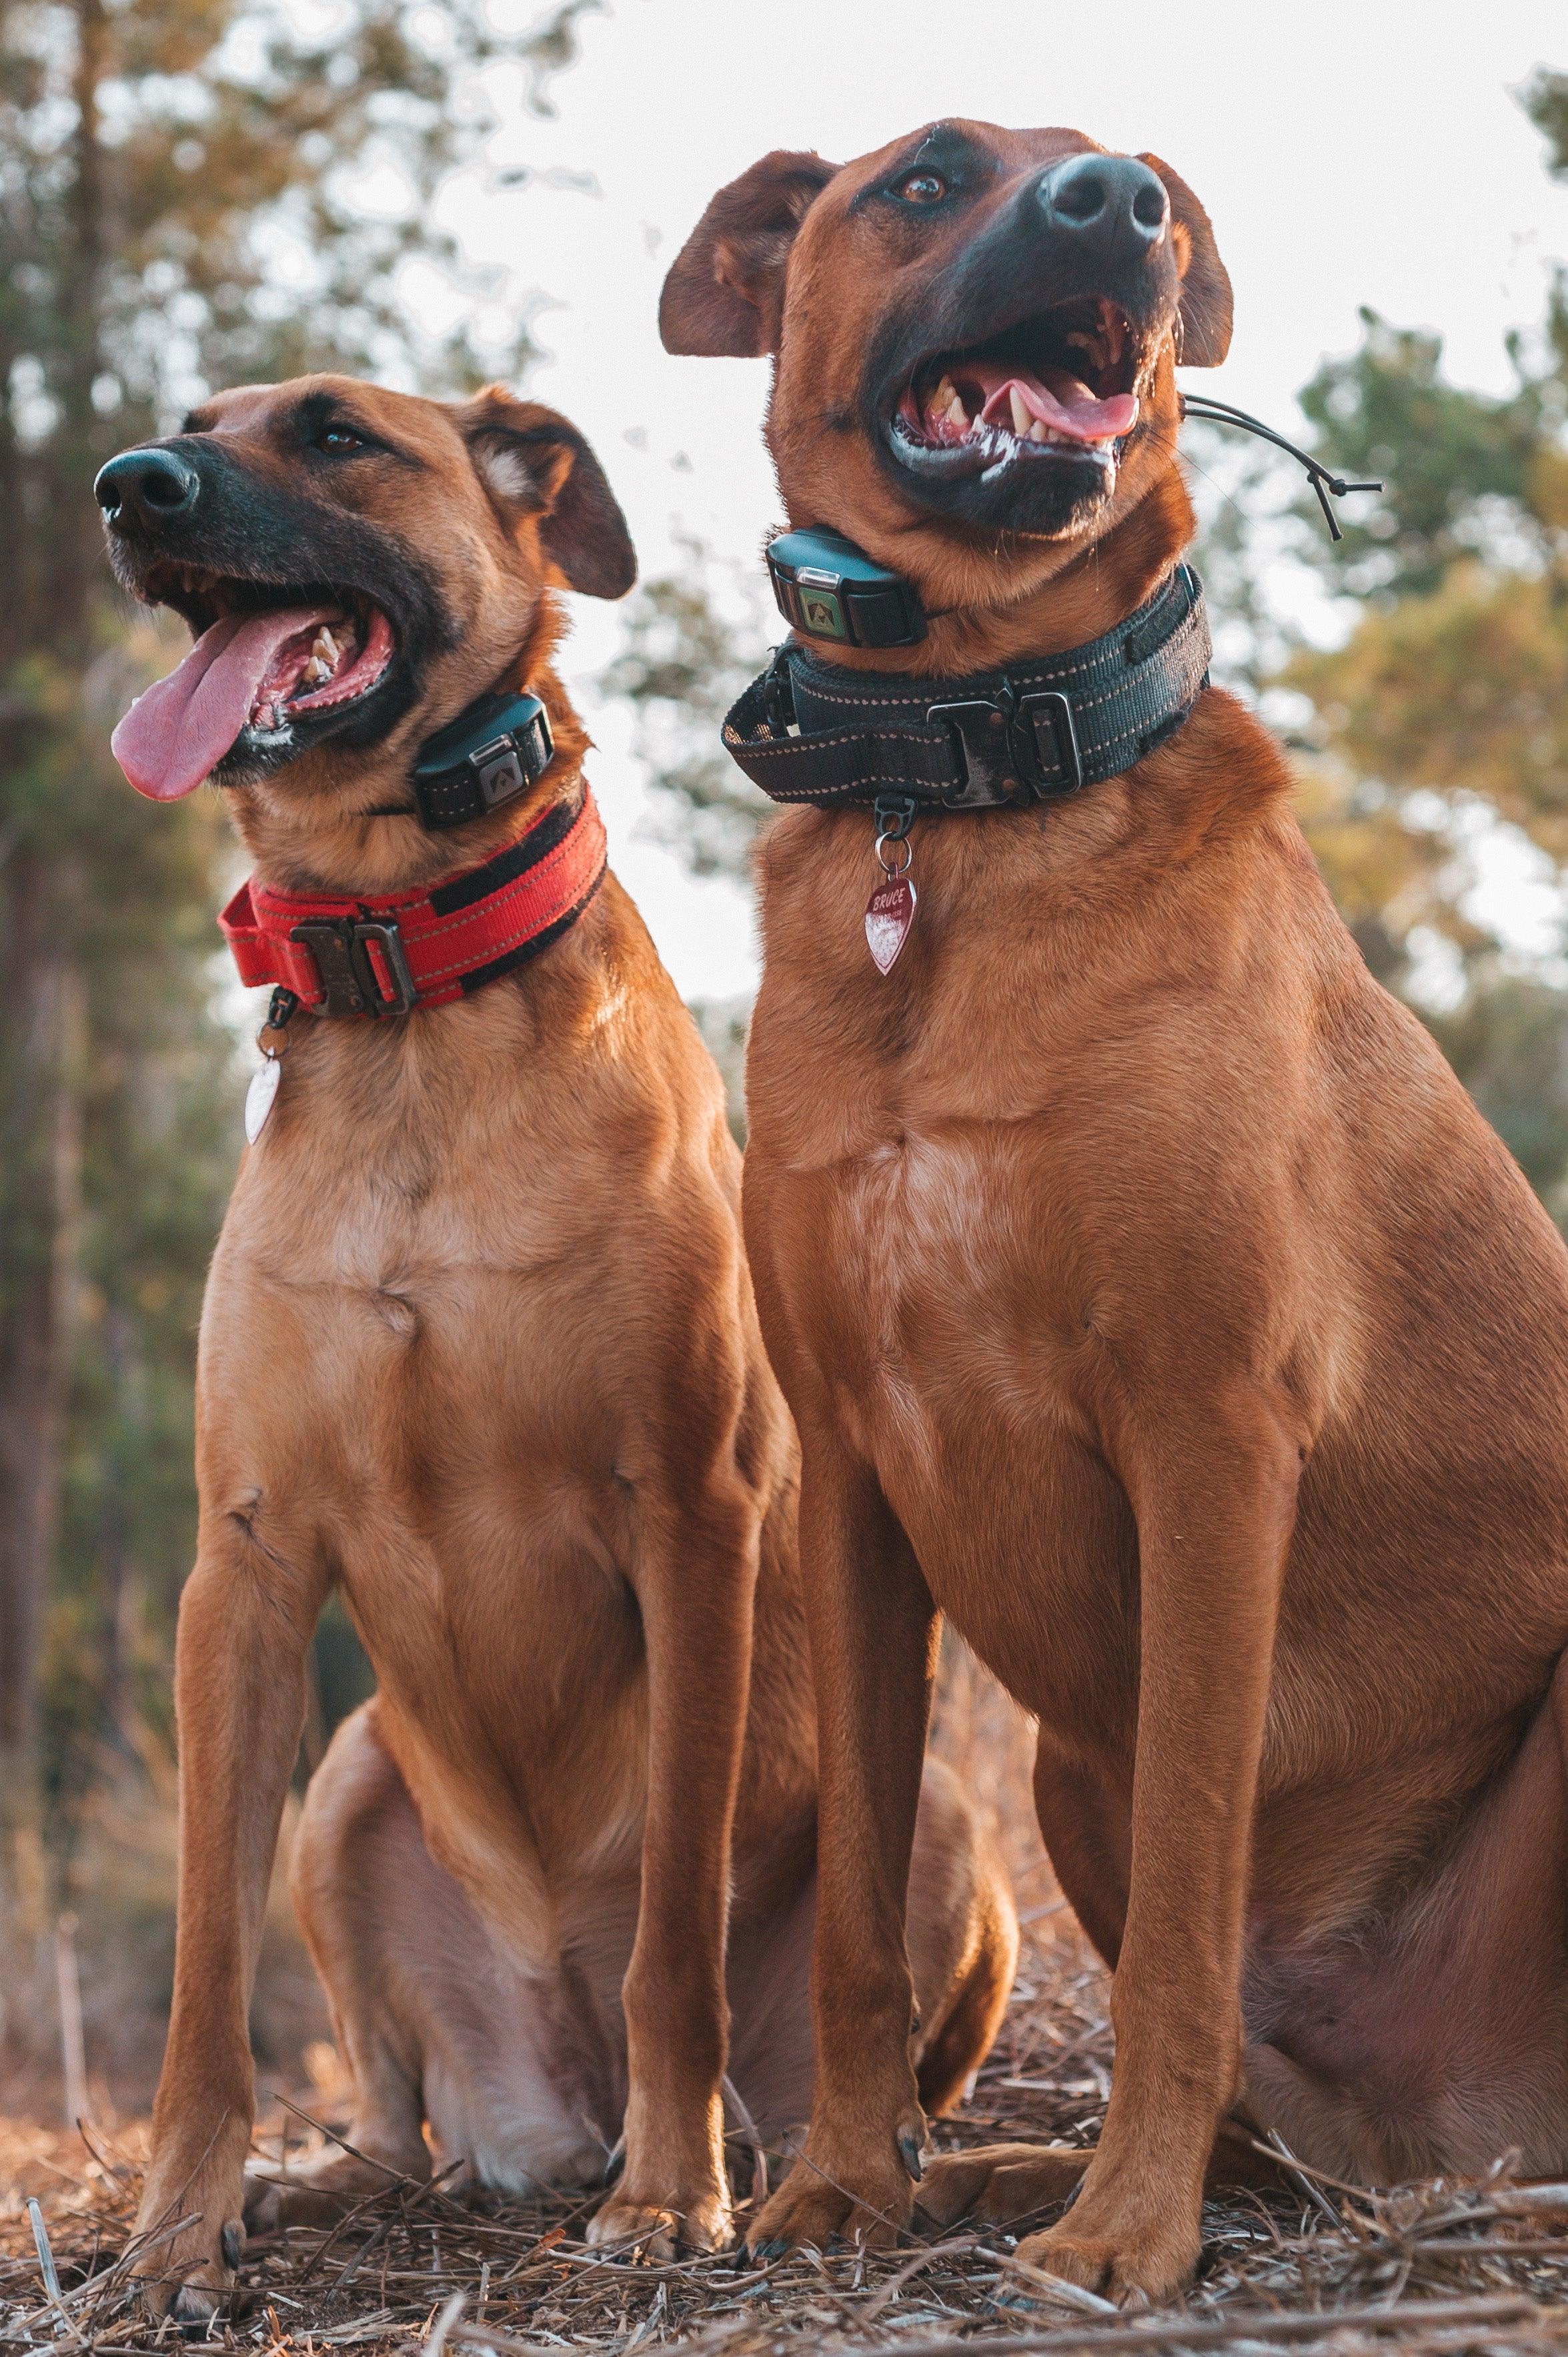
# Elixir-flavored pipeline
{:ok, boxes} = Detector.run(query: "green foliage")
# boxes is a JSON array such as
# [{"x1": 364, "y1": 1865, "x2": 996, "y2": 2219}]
[
  {"x1": 1282, "y1": 70, "x2": 1568, "y2": 1228},
  {"x1": 1295, "y1": 312, "x2": 1562, "y2": 601},
  {"x1": 1523, "y1": 65, "x2": 1568, "y2": 180},
  {"x1": 1289, "y1": 566, "x2": 1568, "y2": 862}
]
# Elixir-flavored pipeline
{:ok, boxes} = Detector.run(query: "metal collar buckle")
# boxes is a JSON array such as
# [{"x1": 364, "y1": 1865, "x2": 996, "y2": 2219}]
[
  {"x1": 761, "y1": 646, "x2": 797, "y2": 737},
  {"x1": 290, "y1": 914, "x2": 418, "y2": 1017},
  {"x1": 1018, "y1": 689, "x2": 1084, "y2": 798},
  {"x1": 926, "y1": 682, "x2": 1084, "y2": 809}
]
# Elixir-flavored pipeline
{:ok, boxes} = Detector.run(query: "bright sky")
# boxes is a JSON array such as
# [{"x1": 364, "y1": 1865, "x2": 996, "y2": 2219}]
[{"x1": 428, "y1": 0, "x2": 1568, "y2": 1003}]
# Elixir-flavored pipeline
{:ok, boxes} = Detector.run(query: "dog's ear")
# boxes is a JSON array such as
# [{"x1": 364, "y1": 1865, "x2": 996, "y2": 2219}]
[
  {"x1": 1139, "y1": 154, "x2": 1232, "y2": 368},
  {"x1": 455, "y1": 390, "x2": 637, "y2": 599},
  {"x1": 660, "y1": 150, "x2": 840, "y2": 358}
]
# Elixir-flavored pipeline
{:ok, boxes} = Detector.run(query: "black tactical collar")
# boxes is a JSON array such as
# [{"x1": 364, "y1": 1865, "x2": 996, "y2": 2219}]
[{"x1": 721, "y1": 564, "x2": 1210, "y2": 820}]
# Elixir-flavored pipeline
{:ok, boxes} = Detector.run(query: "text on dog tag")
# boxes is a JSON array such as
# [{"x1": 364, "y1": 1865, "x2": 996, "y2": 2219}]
[{"x1": 865, "y1": 874, "x2": 916, "y2": 974}]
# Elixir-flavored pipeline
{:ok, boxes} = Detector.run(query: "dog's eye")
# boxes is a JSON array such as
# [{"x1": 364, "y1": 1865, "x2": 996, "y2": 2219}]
[
  {"x1": 316, "y1": 425, "x2": 365, "y2": 454},
  {"x1": 896, "y1": 171, "x2": 948, "y2": 205}
]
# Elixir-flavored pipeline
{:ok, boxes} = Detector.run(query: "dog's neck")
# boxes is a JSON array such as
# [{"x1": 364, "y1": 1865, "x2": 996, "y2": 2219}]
[
  {"x1": 792, "y1": 469, "x2": 1195, "y2": 683},
  {"x1": 225, "y1": 602, "x2": 590, "y2": 901}
]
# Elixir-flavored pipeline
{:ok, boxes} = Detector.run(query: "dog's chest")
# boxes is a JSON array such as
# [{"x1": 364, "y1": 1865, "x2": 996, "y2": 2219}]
[
  {"x1": 777, "y1": 1111, "x2": 1136, "y2": 1727},
  {"x1": 218, "y1": 1099, "x2": 650, "y2": 1745}
]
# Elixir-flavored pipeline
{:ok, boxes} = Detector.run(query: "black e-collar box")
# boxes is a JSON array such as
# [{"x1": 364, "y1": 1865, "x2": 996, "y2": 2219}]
[{"x1": 765, "y1": 525, "x2": 928, "y2": 649}]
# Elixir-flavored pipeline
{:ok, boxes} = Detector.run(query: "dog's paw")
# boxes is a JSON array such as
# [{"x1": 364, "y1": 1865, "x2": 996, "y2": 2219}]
[
  {"x1": 1016, "y1": 2208, "x2": 1199, "y2": 2308},
  {"x1": 132, "y1": 2214, "x2": 244, "y2": 2323},
  {"x1": 586, "y1": 2184, "x2": 732, "y2": 2260},
  {"x1": 917, "y1": 2142, "x2": 1090, "y2": 2229},
  {"x1": 744, "y1": 2128, "x2": 921, "y2": 2257},
  {"x1": 242, "y1": 2146, "x2": 414, "y2": 2234}
]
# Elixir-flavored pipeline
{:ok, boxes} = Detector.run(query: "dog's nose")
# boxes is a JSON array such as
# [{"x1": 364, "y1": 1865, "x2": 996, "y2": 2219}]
[
  {"x1": 1036, "y1": 154, "x2": 1170, "y2": 257},
  {"x1": 93, "y1": 446, "x2": 200, "y2": 526}
]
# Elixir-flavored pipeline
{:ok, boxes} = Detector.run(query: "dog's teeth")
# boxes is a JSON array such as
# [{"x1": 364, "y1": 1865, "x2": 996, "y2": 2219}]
[
  {"x1": 303, "y1": 628, "x2": 340, "y2": 684},
  {"x1": 946, "y1": 392, "x2": 969, "y2": 428},
  {"x1": 1028, "y1": 420, "x2": 1052, "y2": 444},
  {"x1": 933, "y1": 375, "x2": 958, "y2": 412},
  {"x1": 1008, "y1": 386, "x2": 1032, "y2": 438}
]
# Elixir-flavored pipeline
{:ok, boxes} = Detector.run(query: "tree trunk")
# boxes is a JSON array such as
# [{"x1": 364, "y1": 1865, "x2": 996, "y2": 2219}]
[{"x1": 0, "y1": 848, "x2": 83, "y2": 1851}]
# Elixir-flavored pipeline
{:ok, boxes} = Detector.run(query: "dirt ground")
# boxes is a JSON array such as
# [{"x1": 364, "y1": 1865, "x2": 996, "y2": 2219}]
[
  {"x1": 7, "y1": 1662, "x2": 1568, "y2": 2352},
  {"x1": 6, "y1": 1904, "x2": 1568, "y2": 2357}
]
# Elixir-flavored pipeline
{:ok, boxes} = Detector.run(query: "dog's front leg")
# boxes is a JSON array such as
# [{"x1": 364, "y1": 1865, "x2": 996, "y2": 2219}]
[
  {"x1": 586, "y1": 1470, "x2": 762, "y2": 2257},
  {"x1": 133, "y1": 1498, "x2": 325, "y2": 2319},
  {"x1": 746, "y1": 1439, "x2": 937, "y2": 2254},
  {"x1": 1025, "y1": 1389, "x2": 1299, "y2": 2304}
]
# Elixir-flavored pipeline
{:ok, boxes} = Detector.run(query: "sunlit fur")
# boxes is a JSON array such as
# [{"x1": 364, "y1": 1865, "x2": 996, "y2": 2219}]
[
  {"x1": 118, "y1": 377, "x2": 1017, "y2": 2321},
  {"x1": 664, "y1": 121, "x2": 1568, "y2": 2304}
]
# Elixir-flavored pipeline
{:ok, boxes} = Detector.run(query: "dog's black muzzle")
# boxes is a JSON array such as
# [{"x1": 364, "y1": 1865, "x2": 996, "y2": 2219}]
[
  {"x1": 94, "y1": 435, "x2": 445, "y2": 648},
  {"x1": 873, "y1": 153, "x2": 1177, "y2": 406},
  {"x1": 866, "y1": 152, "x2": 1179, "y2": 536},
  {"x1": 95, "y1": 444, "x2": 201, "y2": 533},
  {"x1": 95, "y1": 436, "x2": 361, "y2": 592},
  {"x1": 1033, "y1": 152, "x2": 1170, "y2": 277},
  {"x1": 94, "y1": 434, "x2": 454, "y2": 781}
]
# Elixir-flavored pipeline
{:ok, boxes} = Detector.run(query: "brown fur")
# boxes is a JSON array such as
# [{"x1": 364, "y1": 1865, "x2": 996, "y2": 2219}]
[
  {"x1": 662, "y1": 123, "x2": 1568, "y2": 2302},
  {"x1": 109, "y1": 376, "x2": 1016, "y2": 2317}
]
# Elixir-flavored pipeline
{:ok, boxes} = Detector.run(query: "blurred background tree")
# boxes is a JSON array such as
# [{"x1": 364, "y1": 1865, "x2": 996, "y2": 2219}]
[{"x1": 0, "y1": 0, "x2": 600, "y2": 1899}]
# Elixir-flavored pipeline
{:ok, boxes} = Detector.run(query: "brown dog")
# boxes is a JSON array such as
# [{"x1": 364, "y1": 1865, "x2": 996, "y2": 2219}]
[
  {"x1": 662, "y1": 124, "x2": 1568, "y2": 2301},
  {"x1": 94, "y1": 375, "x2": 1016, "y2": 2317}
]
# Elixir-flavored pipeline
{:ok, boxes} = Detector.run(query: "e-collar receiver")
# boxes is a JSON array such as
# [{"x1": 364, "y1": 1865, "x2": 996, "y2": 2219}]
[
  {"x1": 410, "y1": 688, "x2": 555, "y2": 829},
  {"x1": 765, "y1": 526, "x2": 927, "y2": 649}
]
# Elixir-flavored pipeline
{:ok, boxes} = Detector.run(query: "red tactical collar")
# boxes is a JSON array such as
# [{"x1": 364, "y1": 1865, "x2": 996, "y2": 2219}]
[{"x1": 219, "y1": 788, "x2": 607, "y2": 1017}]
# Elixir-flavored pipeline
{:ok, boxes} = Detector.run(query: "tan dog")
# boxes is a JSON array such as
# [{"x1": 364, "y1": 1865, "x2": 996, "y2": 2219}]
[
  {"x1": 94, "y1": 376, "x2": 1016, "y2": 2318},
  {"x1": 662, "y1": 123, "x2": 1568, "y2": 2301}
]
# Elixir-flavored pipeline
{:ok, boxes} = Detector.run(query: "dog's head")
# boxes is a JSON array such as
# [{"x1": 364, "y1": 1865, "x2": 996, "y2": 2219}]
[
  {"x1": 96, "y1": 376, "x2": 636, "y2": 812},
  {"x1": 661, "y1": 121, "x2": 1228, "y2": 623}
]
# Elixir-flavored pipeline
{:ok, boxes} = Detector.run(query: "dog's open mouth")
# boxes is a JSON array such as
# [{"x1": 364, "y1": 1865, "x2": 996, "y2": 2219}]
[
  {"x1": 112, "y1": 566, "x2": 398, "y2": 802},
  {"x1": 888, "y1": 296, "x2": 1142, "y2": 476}
]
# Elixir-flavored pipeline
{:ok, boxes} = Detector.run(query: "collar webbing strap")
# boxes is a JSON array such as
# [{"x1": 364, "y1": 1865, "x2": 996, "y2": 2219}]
[
  {"x1": 219, "y1": 788, "x2": 606, "y2": 1017},
  {"x1": 720, "y1": 565, "x2": 1210, "y2": 815}
]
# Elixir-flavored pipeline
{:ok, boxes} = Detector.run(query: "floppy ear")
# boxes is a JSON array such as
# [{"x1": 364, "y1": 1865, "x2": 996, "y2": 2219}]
[
  {"x1": 455, "y1": 389, "x2": 637, "y2": 599},
  {"x1": 1139, "y1": 154, "x2": 1233, "y2": 367},
  {"x1": 660, "y1": 149, "x2": 840, "y2": 358}
]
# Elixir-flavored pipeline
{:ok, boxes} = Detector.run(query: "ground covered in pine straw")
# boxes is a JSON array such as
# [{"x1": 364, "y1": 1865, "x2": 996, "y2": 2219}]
[{"x1": 6, "y1": 1917, "x2": 1568, "y2": 2357}]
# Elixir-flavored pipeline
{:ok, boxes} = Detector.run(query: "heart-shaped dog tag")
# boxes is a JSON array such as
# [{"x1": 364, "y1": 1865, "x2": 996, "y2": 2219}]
[
  {"x1": 245, "y1": 1053, "x2": 281, "y2": 1143},
  {"x1": 865, "y1": 873, "x2": 917, "y2": 974}
]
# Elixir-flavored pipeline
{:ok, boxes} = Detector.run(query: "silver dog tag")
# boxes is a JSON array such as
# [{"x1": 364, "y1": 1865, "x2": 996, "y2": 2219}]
[
  {"x1": 865, "y1": 873, "x2": 916, "y2": 973},
  {"x1": 245, "y1": 1052, "x2": 282, "y2": 1143}
]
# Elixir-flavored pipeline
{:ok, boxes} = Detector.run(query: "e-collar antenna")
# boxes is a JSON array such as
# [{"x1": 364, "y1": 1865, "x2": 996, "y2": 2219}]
[{"x1": 1179, "y1": 394, "x2": 1383, "y2": 542}]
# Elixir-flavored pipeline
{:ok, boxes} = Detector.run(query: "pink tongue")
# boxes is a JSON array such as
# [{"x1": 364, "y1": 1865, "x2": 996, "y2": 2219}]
[
  {"x1": 111, "y1": 603, "x2": 337, "y2": 801},
  {"x1": 972, "y1": 364, "x2": 1138, "y2": 444}
]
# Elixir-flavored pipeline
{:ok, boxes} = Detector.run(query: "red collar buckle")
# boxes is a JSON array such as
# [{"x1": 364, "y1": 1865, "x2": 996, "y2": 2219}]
[{"x1": 219, "y1": 788, "x2": 607, "y2": 1016}]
